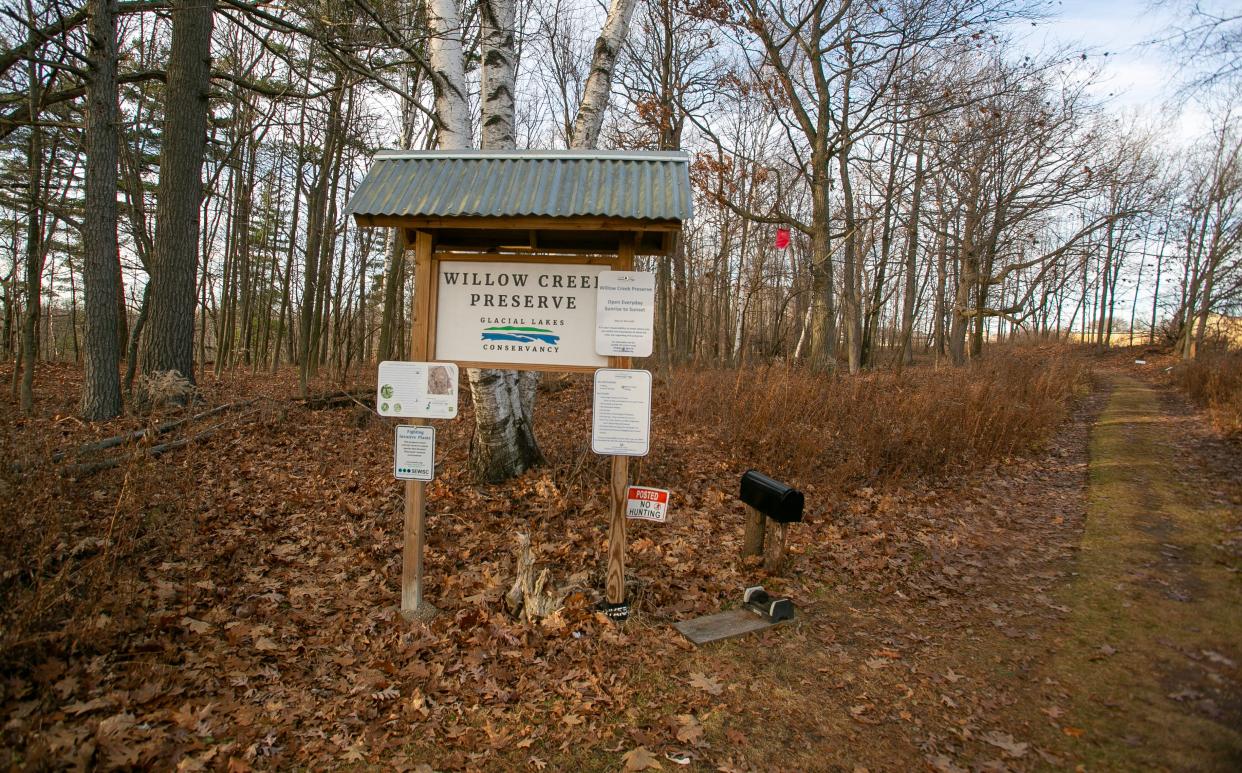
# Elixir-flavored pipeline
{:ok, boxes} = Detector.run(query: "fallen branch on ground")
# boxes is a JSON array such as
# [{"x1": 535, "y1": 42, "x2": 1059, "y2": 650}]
[
  {"x1": 301, "y1": 388, "x2": 374, "y2": 410},
  {"x1": 50, "y1": 400, "x2": 255, "y2": 463},
  {"x1": 61, "y1": 409, "x2": 260, "y2": 478}
]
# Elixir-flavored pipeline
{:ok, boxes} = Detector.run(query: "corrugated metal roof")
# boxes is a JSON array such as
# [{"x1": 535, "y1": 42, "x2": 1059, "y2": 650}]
[{"x1": 347, "y1": 149, "x2": 693, "y2": 222}]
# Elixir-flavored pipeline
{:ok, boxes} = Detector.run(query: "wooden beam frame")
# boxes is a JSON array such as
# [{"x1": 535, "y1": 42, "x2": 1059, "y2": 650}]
[{"x1": 389, "y1": 223, "x2": 661, "y2": 622}]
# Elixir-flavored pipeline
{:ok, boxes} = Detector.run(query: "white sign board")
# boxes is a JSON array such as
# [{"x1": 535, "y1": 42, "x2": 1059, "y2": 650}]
[
  {"x1": 591, "y1": 368, "x2": 652, "y2": 456},
  {"x1": 435, "y1": 261, "x2": 609, "y2": 368},
  {"x1": 394, "y1": 425, "x2": 436, "y2": 481},
  {"x1": 626, "y1": 486, "x2": 670, "y2": 522},
  {"x1": 377, "y1": 361, "x2": 459, "y2": 419},
  {"x1": 596, "y1": 271, "x2": 656, "y2": 357}
]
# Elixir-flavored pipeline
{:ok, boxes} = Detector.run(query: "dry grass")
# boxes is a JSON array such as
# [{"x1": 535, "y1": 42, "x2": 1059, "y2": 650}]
[
  {"x1": 665, "y1": 344, "x2": 1091, "y2": 492},
  {"x1": 1172, "y1": 349, "x2": 1242, "y2": 437}
]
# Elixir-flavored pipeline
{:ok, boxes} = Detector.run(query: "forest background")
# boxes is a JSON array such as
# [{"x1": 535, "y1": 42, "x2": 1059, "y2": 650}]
[
  {"x1": 0, "y1": 0, "x2": 1239, "y2": 448},
  {"x1": 2, "y1": 0, "x2": 1242, "y2": 767}
]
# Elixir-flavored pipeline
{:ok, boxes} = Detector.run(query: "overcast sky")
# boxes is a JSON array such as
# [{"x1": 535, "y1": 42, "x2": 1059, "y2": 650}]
[{"x1": 1013, "y1": 0, "x2": 1211, "y2": 142}]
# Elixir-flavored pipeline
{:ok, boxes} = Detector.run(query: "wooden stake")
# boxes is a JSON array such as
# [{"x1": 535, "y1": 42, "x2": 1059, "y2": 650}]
[
  {"x1": 402, "y1": 474, "x2": 426, "y2": 610},
  {"x1": 606, "y1": 452, "x2": 628, "y2": 604},
  {"x1": 742, "y1": 504, "x2": 766, "y2": 557},
  {"x1": 402, "y1": 231, "x2": 436, "y2": 621}
]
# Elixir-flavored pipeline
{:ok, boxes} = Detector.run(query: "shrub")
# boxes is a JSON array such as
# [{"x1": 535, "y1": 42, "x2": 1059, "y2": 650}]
[
  {"x1": 665, "y1": 345, "x2": 1089, "y2": 492},
  {"x1": 1172, "y1": 351, "x2": 1242, "y2": 437}
]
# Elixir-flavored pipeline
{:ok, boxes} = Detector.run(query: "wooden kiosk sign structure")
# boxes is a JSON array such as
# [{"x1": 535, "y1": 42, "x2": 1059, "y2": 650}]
[{"x1": 347, "y1": 149, "x2": 692, "y2": 620}]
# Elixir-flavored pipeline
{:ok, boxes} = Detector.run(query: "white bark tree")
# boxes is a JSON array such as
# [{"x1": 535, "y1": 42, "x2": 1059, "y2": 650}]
[
  {"x1": 422, "y1": 0, "x2": 640, "y2": 482},
  {"x1": 467, "y1": 0, "x2": 544, "y2": 483},
  {"x1": 427, "y1": 0, "x2": 472, "y2": 149},
  {"x1": 570, "y1": 0, "x2": 639, "y2": 150}
]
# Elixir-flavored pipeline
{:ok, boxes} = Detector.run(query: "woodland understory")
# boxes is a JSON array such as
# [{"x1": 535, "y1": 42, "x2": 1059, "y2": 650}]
[{"x1": 1, "y1": 344, "x2": 1239, "y2": 770}]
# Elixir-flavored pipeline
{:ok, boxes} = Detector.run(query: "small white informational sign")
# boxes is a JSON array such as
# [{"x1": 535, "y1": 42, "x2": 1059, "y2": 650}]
[
  {"x1": 626, "y1": 485, "x2": 670, "y2": 522},
  {"x1": 394, "y1": 425, "x2": 436, "y2": 481},
  {"x1": 377, "y1": 361, "x2": 459, "y2": 419},
  {"x1": 591, "y1": 368, "x2": 652, "y2": 456},
  {"x1": 595, "y1": 271, "x2": 656, "y2": 357}
]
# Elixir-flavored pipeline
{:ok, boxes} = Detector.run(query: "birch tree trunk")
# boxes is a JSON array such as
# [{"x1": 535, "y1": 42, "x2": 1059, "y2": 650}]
[
  {"x1": 467, "y1": 0, "x2": 546, "y2": 481},
  {"x1": 427, "y1": 0, "x2": 472, "y2": 150},
  {"x1": 480, "y1": 0, "x2": 516, "y2": 149},
  {"x1": 569, "y1": 0, "x2": 639, "y2": 150},
  {"x1": 80, "y1": 0, "x2": 123, "y2": 420},
  {"x1": 461, "y1": 0, "x2": 638, "y2": 481}
]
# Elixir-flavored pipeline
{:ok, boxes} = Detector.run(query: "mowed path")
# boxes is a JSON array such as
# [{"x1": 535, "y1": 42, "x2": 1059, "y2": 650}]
[
  {"x1": 667, "y1": 370, "x2": 1242, "y2": 773},
  {"x1": 1042, "y1": 373, "x2": 1242, "y2": 770}
]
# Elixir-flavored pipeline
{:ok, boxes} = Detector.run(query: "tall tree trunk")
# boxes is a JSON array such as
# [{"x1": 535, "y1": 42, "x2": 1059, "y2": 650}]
[
  {"x1": 468, "y1": 0, "x2": 546, "y2": 481},
  {"x1": 80, "y1": 0, "x2": 123, "y2": 420},
  {"x1": 311, "y1": 117, "x2": 346, "y2": 373},
  {"x1": 837, "y1": 151, "x2": 862, "y2": 374},
  {"x1": 569, "y1": 0, "x2": 638, "y2": 150},
  {"x1": 69, "y1": 261, "x2": 80, "y2": 362},
  {"x1": 427, "y1": 0, "x2": 472, "y2": 150},
  {"x1": 899, "y1": 137, "x2": 924, "y2": 366},
  {"x1": 808, "y1": 197, "x2": 837, "y2": 365},
  {"x1": 1095, "y1": 218, "x2": 1115, "y2": 349},
  {"x1": 272, "y1": 137, "x2": 304, "y2": 373},
  {"x1": 298, "y1": 81, "x2": 342, "y2": 397},
  {"x1": 376, "y1": 60, "x2": 420, "y2": 362},
  {"x1": 933, "y1": 220, "x2": 947, "y2": 363},
  {"x1": 480, "y1": 0, "x2": 517, "y2": 149},
  {"x1": 1191, "y1": 229, "x2": 1223, "y2": 359},
  {"x1": 862, "y1": 124, "x2": 902, "y2": 367},
  {"x1": 124, "y1": 285, "x2": 149, "y2": 393},
  {"x1": 377, "y1": 231, "x2": 405, "y2": 361},
  {"x1": 138, "y1": 0, "x2": 215, "y2": 397},
  {"x1": 672, "y1": 238, "x2": 689, "y2": 359},
  {"x1": 215, "y1": 159, "x2": 237, "y2": 374},
  {"x1": 949, "y1": 177, "x2": 981, "y2": 366},
  {"x1": 1149, "y1": 239, "x2": 1164, "y2": 345},
  {"x1": 19, "y1": 57, "x2": 44, "y2": 415}
]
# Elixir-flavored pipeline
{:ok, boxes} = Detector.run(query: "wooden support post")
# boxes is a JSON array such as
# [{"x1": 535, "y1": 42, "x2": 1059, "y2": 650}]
[
  {"x1": 402, "y1": 473, "x2": 426, "y2": 611},
  {"x1": 742, "y1": 504, "x2": 766, "y2": 557},
  {"x1": 604, "y1": 234, "x2": 637, "y2": 612},
  {"x1": 402, "y1": 231, "x2": 436, "y2": 621},
  {"x1": 606, "y1": 451, "x2": 628, "y2": 604},
  {"x1": 763, "y1": 520, "x2": 789, "y2": 574}
]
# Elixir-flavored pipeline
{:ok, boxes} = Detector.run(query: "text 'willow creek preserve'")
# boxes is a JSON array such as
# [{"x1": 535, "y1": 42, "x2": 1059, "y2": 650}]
[{"x1": 442, "y1": 270, "x2": 597, "y2": 310}]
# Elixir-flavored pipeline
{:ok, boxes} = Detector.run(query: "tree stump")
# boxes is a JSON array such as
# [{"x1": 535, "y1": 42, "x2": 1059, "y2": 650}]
[{"x1": 505, "y1": 533, "x2": 565, "y2": 622}]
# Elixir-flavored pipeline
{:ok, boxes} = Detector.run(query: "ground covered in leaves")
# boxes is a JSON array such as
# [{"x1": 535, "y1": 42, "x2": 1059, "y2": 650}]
[{"x1": 1, "y1": 349, "x2": 1239, "y2": 771}]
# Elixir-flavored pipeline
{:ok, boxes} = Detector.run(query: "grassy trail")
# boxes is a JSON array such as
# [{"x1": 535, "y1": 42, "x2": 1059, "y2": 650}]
[{"x1": 1047, "y1": 374, "x2": 1242, "y2": 770}]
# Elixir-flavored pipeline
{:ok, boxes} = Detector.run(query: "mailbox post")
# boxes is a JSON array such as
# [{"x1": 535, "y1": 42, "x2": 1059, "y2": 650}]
[{"x1": 739, "y1": 470, "x2": 803, "y2": 573}]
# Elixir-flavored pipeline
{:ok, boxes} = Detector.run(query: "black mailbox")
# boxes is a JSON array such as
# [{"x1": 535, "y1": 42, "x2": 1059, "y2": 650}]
[{"x1": 739, "y1": 470, "x2": 803, "y2": 523}]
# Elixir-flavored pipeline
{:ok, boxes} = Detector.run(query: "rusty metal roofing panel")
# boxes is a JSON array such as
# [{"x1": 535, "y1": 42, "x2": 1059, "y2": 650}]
[{"x1": 346, "y1": 150, "x2": 693, "y2": 222}]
